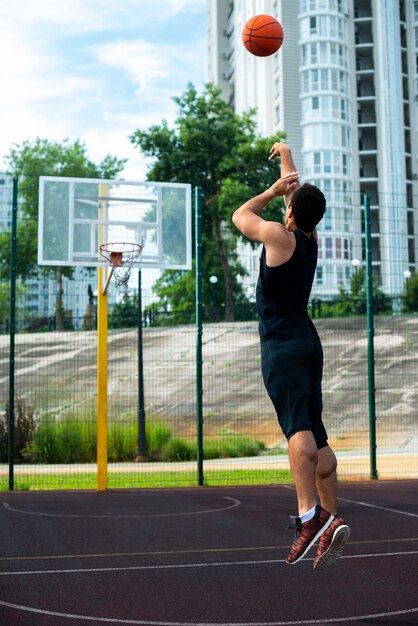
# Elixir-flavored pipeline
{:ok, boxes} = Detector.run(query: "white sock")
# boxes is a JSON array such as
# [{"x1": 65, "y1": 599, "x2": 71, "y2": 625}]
[{"x1": 299, "y1": 505, "x2": 317, "y2": 523}]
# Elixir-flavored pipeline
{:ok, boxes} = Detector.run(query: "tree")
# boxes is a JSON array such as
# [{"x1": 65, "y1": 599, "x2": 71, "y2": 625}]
[
  {"x1": 0, "y1": 281, "x2": 28, "y2": 331},
  {"x1": 336, "y1": 267, "x2": 391, "y2": 316},
  {"x1": 109, "y1": 293, "x2": 138, "y2": 329},
  {"x1": 0, "y1": 138, "x2": 126, "y2": 330},
  {"x1": 402, "y1": 271, "x2": 418, "y2": 312},
  {"x1": 130, "y1": 83, "x2": 286, "y2": 321}
]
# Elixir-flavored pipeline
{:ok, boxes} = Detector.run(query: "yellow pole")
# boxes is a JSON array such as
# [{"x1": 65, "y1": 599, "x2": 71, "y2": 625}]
[
  {"x1": 97, "y1": 266, "x2": 108, "y2": 490},
  {"x1": 97, "y1": 185, "x2": 109, "y2": 491}
]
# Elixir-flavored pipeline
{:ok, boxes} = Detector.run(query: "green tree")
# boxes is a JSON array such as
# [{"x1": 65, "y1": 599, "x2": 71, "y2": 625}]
[
  {"x1": 0, "y1": 138, "x2": 126, "y2": 330},
  {"x1": 109, "y1": 293, "x2": 138, "y2": 329},
  {"x1": 0, "y1": 281, "x2": 28, "y2": 331},
  {"x1": 130, "y1": 83, "x2": 286, "y2": 321},
  {"x1": 402, "y1": 271, "x2": 418, "y2": 312},
  {"x1": 336, "y1": 267, "x2": 391, "y2": 316}
]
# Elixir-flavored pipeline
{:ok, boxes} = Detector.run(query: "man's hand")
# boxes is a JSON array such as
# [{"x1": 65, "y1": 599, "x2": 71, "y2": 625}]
[
  {"x1": 269, "y1": 142, "x2": 291, "y2": 161},
  {"x1": 269, "y1": 171, "x2": 299, "y2": 197}
]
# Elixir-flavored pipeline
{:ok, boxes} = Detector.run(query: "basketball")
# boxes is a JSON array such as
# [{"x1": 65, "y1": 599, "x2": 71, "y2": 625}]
[{"x1": 242, "y1": 14, "x2": 284, "y2": 57}]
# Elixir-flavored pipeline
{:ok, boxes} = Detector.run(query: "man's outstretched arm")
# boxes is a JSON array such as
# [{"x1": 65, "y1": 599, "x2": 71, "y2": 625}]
[{"x1": 269, "y1": 142, "x2": 301, "y2": 208}]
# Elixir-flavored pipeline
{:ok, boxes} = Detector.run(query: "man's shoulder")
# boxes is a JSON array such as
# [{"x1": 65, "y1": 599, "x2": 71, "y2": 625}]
[{"x1": 264, "y1": 226, "x2": 296, "y2": 266}]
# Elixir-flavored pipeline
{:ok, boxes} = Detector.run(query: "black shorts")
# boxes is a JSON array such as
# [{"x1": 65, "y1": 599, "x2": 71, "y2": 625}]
[{"x1": 261, "y1": 336, "x2": 328, "y2": 449}]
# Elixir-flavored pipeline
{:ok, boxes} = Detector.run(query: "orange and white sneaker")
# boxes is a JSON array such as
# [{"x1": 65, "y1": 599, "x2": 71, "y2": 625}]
[
  {"x1": 286, "y1": 505, "x2": 334, "y2": 565},
  {"x1": 313, "y1": 515, "x2": 351, "y2": 570}
]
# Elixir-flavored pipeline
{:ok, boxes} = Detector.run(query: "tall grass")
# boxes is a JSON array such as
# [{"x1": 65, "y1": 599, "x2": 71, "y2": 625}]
[
  {"x1": 26, "y1": 416, "x2": 264, "y2": 464},
  {"x1": 29, "y1": 419, "x2": 96, "y2": 463}
]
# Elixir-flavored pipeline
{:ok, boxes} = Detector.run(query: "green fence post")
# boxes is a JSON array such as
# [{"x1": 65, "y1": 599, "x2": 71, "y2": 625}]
[
  {"x1": 195, "y1": 187, "x2": 204, "y2": 486},
  {"x1": 8, "y1": 177, "x2": 18, "y2": 491},
  {"x1": 364, "y1": 194, "x2": 378, "y2": 480},
  {"x1": 137, "y1": 268, "x2": 148, "y2": 460}
]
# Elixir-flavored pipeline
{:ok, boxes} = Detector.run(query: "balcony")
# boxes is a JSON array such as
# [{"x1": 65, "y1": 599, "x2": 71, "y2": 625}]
[{"x1": 359, "y1": 149, "x2": 377, "y2": 157}]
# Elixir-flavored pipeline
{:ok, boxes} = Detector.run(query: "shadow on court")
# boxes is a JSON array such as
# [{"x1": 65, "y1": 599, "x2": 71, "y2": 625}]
[{"x1": 0, "y1": 480, "x2": 417, "y2": 625}]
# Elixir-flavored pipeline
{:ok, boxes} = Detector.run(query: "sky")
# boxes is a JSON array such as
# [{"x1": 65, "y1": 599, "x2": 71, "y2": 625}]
[{"x1": 0, "y1": 0, "x2": 207, "y2": 180}]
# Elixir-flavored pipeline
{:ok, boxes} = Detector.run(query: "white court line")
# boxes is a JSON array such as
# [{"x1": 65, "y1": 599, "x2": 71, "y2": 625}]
[
  {"x1": 282, "y1": 485, "x2": 418, "y2": 518},
  {"x1": 0, "y1": 599, "x2": 416, "y2": 625},
  {"x1": 2, "y1": 496, "x2": 241, "y2": 519},
  {"x1": 337, "y1": 497, "x2": 418, "y2": 518},
  {"x1": 0, "y1": 550, "x2": 417, "y2": 576}
]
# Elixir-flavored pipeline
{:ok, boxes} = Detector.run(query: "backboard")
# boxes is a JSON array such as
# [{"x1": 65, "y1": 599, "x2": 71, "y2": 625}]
[{"x1": 38, "y1": 177, "x2": 192, "y2": 270}]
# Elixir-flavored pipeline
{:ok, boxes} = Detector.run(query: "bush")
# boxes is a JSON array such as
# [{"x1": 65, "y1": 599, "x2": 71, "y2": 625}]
[
  {"x1": 204, "y1": 435, "x2": 264, "y2": 459},
  {"x1": 146, "y1": 422, "x2": 172, "y2": 457},
  {"x1": 161, "y1": 437, "x2": 196, "y2": 461},
  {"x1": 108, "y1": 422, "x2": 136, "y2": 461},
  {"x1": 28, "y1": 418, "x2": 96, "y2": 463},
  {"x1": 25, "y1": 316, "x2": 52, "y2": 332},
  {"x1": 12, "y1": 412, "x2": 264, "y2": 465},
  {"x1": 0, "y1": 398, "x2": 36, "y2": 462}
]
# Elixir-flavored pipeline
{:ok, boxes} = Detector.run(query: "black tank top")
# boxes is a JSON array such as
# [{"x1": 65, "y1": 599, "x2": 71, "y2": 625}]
[{"x1": 256, "y1": 230, "x2": 319, "y2": 341}]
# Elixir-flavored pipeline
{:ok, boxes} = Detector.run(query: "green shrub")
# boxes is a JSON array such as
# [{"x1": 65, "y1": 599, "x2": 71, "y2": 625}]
[
  {"x1": 108, "y1": 422, "x2": 137, "y2": 461},
  {"x1": 28, "y1": 418, "x2": 96, "y2": 463},
  {"x1": 146, "y1": 422, "x2": 172, "y2": 457},
  {"x1": 21, "y1": 414, "x2": 264, "y2": 465},
  {"x1": 161, "y1": 437, "x2": 196, "y2": 461},
  {"x1": 109, "y1": 420, "x2": 174, "y2": 461},
  {"x1": 205, "y1": 435, "x2": 264, "y2": 459}
]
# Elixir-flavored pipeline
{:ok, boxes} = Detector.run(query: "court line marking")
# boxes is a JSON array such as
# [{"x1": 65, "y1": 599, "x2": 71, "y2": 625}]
[
  {"x1": 0, "y1": 550, "x2": 417, "y2": 576},
  {"x1": 282, "y1": 485, "x2": 418, "y2": 518},
  {"x1": 2, "y1": 496, "x2": 241, "y2": 518},
  {"x1": 0, "y1": 536, "x2": 417, "y2": 563},
  {"x1": 0, "y1": 599, "x2": 416, "y2": 625},
  {"x1": 337, "y1": 497, "x2": 418, "y2": 518}
]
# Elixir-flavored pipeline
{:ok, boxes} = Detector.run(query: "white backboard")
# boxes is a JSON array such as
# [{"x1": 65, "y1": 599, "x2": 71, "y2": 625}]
[{"x1": 38, "y1": 177, "x2": 192, "y2": 270}]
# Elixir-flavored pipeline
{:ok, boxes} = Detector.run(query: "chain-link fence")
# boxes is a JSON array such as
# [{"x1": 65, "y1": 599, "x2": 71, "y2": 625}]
[{"x1": 0, "y1": 181, "x2": 417, "y2": 489}]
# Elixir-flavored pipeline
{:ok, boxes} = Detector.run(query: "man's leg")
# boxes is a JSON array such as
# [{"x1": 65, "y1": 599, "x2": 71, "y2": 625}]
[
  {"x1": 286, "y1": 430, "x2": 334, "y2": 565},
  {"x1": 313, "y1": 445, "x2": 351, "y2": 570},
  {"x1": 315, "y1": 445, "x2": 338, "y2": 515},
  {"x1": 288, "y1": 430, "x2": 318, "y2": 514}
]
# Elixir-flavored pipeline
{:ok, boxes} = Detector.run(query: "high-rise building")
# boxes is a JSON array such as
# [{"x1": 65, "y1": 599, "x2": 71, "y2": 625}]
[{"x1": 207, "y1": 0, "x2": 418, "y2": 300}]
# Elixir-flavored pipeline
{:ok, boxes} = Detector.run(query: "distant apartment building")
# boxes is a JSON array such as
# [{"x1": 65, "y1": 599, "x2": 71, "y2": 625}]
[
  {"x1": 207, "y1": 0, "x2": 418, "y2": 300},
  {"x1": 0, "y1": 172, "x2": 12, "y2": 231}
]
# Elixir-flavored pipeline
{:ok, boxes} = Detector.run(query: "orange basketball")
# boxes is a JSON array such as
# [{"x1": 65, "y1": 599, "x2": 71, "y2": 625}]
[{"x1": 242, "y1": 14, "x2": 284, "y2": 57}]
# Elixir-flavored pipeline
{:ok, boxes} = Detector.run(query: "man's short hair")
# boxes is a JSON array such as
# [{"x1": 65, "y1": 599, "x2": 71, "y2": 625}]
[{"x1": 289, "y1": 183, "x2": 326, "y2": 232}]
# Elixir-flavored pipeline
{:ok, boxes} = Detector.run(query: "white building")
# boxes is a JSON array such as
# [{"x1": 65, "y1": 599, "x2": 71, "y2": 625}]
[
  {"x1": 208, "y1": 0, "x2": 418, "y2": 300},
  {"x1": 0, "y1": 173, "x2": 13, "y2": 232}
]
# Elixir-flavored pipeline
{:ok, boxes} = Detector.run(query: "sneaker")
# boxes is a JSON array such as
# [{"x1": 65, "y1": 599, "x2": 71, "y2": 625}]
[
  {"x1": 313, "y1": 516, "x2": 351, "y2": 570},
  {"x1": 286, "y1": 505, "x2": 333, "y2": 565}
]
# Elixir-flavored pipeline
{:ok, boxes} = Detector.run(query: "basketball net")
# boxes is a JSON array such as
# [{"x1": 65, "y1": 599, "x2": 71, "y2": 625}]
[{"x1": 100, "y1": 242, "x2": 142, "y2": 290}]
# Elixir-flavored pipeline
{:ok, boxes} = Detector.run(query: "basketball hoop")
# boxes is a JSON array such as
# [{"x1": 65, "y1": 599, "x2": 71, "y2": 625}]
[{"x1": 100, "y1": 242, "x2": 142, "y2": 291}]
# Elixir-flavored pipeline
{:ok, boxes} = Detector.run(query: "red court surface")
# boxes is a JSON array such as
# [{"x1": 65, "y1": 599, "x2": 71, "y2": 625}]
[{"x1": 0, "y1": 480, "x2": 417, "y2": 625}]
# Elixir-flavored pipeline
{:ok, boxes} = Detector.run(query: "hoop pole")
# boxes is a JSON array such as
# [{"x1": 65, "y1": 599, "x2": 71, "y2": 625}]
[
  {"x1": 97, "y1": 184, "x2": 109, "y2": 491},
  {"x1": 97, "y1": 266, "x2": 108, "y2": 491},
  {"x1": 102, "y1": 266, "x2": 114, "y2": 296}
]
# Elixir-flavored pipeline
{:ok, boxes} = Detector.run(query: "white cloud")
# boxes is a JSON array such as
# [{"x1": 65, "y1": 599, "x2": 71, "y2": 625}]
[
  {"x1": 0, "y1": 0, "x2": 206, "y2": 177},
  {"x1": 0, "y1": 0, "x2": 204, "y2": 34},
  {"x1": 94, "y1": 40, "x2": 170, "y2": 96}
]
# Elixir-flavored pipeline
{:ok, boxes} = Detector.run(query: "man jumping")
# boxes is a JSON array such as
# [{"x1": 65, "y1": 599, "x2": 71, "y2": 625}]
[{"x1": 232, "y1": 141, "x2": 350, "y2": 570}]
